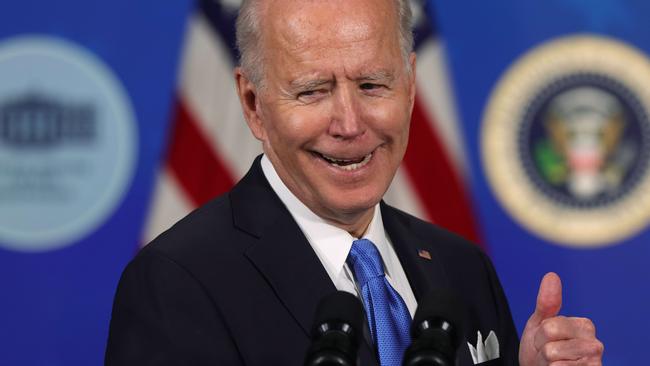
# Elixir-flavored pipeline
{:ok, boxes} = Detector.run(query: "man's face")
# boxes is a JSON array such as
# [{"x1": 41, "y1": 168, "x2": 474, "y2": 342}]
[{"x1": 238, "y1": 0, "x2": 415, "y2": 230}]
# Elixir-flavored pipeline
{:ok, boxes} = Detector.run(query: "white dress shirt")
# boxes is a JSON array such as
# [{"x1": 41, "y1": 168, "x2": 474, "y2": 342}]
[{"x1": 261, "y1": 155, "x2": 418, "y2": 317}]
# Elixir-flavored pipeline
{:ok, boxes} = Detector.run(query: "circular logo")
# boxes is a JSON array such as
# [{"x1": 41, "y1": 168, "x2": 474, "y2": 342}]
[
  {"x1": 482, "y1": 35, "x2": 650, "y2": 247},
  {"x1": 0, "y1": 35, "x2": 137, "y2": 252}
]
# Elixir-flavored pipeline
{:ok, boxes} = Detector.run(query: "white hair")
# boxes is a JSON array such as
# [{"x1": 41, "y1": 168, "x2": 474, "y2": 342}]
[{"x1": 235, "y1": 0, "x2": 414, "y2": 87}]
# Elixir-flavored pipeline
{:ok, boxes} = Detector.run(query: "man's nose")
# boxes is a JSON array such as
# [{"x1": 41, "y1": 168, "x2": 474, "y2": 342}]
[{"x1": 328, "y1": 86, "x2": 366, "y2": 139}]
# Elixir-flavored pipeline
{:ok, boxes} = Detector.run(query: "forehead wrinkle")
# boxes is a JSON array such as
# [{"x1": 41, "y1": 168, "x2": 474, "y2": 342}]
[
  {"x1": 290, "y1": 77, "x2": 332, "y2": 91},
  {"x1": 278, "y1": 25, "x2": 376, "y2": 62},
  {"x1": 356, "y1": 69, "x2": 396, "y2": 82}
]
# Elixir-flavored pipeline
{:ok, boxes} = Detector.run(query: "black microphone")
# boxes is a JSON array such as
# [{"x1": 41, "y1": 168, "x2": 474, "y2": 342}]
[
  {"x1": 304, "y1": 291, "x2": 365, "y2": 366},
  {"x1": 402, "y1": 289, "x2": 465, "y2": 366}
]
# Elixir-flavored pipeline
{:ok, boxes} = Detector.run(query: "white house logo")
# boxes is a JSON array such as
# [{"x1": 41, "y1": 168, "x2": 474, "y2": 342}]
[
  {"x1": 482, "y1": 35, "x2": 650, "y2": 247},
  {"x1": 0, "y1": 36, "x2": 137, "y2": 252},
  {"x1": 1, "y1": 93, "x2": 96, "y2": 148}
]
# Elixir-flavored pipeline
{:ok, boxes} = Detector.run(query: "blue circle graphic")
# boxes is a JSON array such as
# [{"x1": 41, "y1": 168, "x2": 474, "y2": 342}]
[{"x1": 0, "y1": 35, "x2": 138, "y2": 252}]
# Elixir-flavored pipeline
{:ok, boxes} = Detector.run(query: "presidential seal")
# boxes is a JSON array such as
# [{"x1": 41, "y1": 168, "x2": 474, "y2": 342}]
[
  {"x1": 481, "y1": 35, "x2": 650, "y2": 247},
  {"x1": 0, "y1": 36, "x2": 137, "y2": 252}
]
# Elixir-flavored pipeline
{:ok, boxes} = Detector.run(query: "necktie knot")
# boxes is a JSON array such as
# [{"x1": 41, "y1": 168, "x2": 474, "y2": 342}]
[{"x1": 347, "y1": 238, "x2": 385, "y2": 285}]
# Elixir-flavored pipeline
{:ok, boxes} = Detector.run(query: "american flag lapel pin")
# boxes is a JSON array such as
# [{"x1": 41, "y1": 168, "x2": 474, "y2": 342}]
[{"x1": 418, "y1": 249, "x2": 432, "y2": 260}]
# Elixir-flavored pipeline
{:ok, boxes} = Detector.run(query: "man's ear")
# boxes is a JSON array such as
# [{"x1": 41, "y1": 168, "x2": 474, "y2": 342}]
[{"x1": 234, "y1": 67, "x2": 266, "y2": 141}]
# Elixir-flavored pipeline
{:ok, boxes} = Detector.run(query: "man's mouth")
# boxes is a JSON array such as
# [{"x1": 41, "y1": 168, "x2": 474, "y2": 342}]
[{"x1": 313, "y1": 151, "x2": 373, "y2": 171}]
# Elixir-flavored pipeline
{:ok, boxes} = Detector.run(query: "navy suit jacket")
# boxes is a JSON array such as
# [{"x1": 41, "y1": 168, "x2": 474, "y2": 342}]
[{"x1": 105, "y1": 156, "x2": 519, "y2": 365}]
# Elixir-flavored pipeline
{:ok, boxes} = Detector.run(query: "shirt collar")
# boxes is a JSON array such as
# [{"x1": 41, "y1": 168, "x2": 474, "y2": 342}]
[{"x1": 261, "y1": 155, "x2": 392, "y2": 282}]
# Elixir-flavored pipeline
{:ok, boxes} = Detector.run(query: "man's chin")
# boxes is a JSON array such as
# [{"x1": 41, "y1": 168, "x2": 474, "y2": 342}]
[{"x1": 320, "y1": 197, "x2": 381, "y2": 224}]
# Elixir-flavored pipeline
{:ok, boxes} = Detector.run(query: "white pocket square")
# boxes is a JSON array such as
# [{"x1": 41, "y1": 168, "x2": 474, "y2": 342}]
[{"x1": 467, "y1": 330, "x2": 499, "y2": 364}]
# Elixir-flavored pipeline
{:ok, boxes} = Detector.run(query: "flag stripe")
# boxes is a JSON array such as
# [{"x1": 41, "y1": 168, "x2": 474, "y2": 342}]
[
  {"x1": 167, "y1": 99, "x2": 236, "y2": 206},
  {"x1": 384, "y1": 166, "x2": 428, "y2": 220},
  {"x1": 143, "y1": 167, "x2": 194, "y2": 242},
  {"x1": 402, "y1": 95, "x2": 481, "y2": 243},
  {"x1": 179, "y1": 13, "x2": 262, "y2": 179},
  {"x1": 197, "y1": 0, "x2": 238, "y2": 62},
  {"x1": 415, "y1": 39, "x2": 468, "y2": 176}
]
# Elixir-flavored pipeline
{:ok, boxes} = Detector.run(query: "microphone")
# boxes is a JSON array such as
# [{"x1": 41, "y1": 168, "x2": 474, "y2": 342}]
[
  {"x1": 402, "y1": 289, "x2": 465, "y2": 366},
  {"x1": 304, "y1": 291, "x2": 364, "y2": 366}
]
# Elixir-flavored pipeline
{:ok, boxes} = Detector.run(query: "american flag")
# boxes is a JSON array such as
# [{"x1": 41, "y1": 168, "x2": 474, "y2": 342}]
[{"x1": 144, "y1": 0, "x2": 481, "y2": 246}]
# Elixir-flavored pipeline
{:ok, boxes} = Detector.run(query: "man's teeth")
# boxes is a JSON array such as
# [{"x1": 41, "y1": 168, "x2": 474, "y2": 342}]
[{"x1": 320, "y1": 153, "x2": 373, "y2": 171}]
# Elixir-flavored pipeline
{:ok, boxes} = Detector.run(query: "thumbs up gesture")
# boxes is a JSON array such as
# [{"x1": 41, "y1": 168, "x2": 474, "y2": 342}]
[{"x1": 519, "y1": 273, "x2": 604, "y2": 366}]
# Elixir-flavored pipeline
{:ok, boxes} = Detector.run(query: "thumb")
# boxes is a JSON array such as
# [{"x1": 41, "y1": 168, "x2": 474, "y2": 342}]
[{"x1": 528, "y1": 272, "x2": 562, "y2": 326}]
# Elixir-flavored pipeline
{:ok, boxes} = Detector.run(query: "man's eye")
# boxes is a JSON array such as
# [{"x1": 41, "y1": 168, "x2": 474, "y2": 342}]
[
  {"x1": 298, "y1": 90, "x2": 321, "y2": 98},
  {"x1": 360, "y1": 83, "x2": 382, "y2": 91},
  {"x1": 297, "y1": 89, "x2": 327, "y2": 102}
]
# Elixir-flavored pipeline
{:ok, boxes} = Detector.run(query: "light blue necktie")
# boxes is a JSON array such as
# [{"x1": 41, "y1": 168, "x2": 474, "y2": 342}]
[{"x1": 346, "y1": 238, "x2": 411, "y2": 366}]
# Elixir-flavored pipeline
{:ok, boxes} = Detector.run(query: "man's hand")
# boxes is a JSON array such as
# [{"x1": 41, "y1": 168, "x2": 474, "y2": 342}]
[{"x1": 518, "y1": 272, "x2": 604, "y2": 366}]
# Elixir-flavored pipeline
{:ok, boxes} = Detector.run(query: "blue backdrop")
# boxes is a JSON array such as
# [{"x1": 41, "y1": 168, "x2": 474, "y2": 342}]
[
  {"x1": 0, "y1": 0, "x2": 192, "y2": 365},
  {"x1": 1, "y1": 0, "x2": 648, "y2": 365},
  {"x1": 432, "y1": 1, "x2": 650, "y2": 365}
]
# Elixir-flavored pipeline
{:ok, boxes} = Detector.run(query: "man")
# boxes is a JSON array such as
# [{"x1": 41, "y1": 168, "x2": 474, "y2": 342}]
[{"x1": 106, "y1": 0, "x2": 604, "y2": 365}]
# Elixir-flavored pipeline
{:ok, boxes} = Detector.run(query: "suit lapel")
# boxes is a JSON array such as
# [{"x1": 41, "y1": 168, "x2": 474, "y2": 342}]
[
  {"x1": 231, "y1": 156, "x2": 335, "y2": 337},
  {"x1": 245, "y1": 214, "x2": 378, "y2": 365},
  {"x1": 228, "y1": 157, "x2": 383, "y2": 365},
  {"x1": 245, "y1": 211, "x2": 336, "y2": 336},
  {"x1": 380, "y1": 202, "x2": 450, "y2": 302}
]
